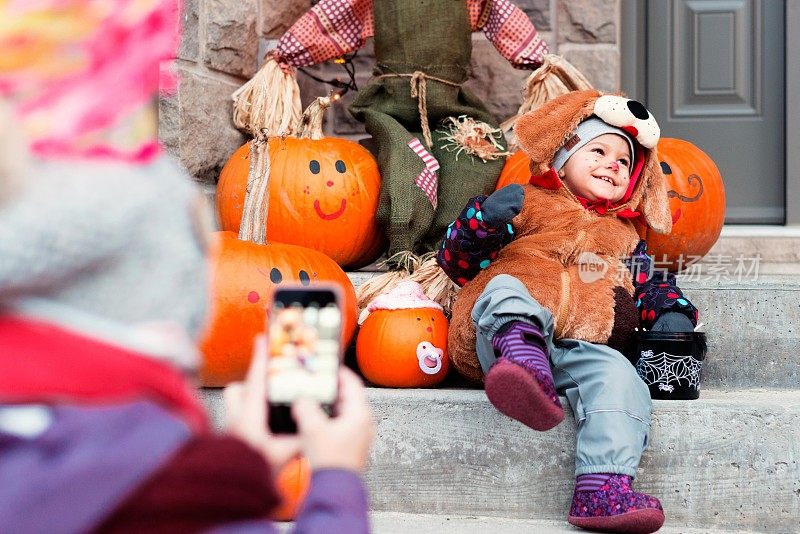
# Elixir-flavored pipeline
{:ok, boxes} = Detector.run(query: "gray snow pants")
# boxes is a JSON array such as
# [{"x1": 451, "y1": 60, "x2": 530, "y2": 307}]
[{"x1": 472, "y1": 274, "x2": 652, "y2": 477}]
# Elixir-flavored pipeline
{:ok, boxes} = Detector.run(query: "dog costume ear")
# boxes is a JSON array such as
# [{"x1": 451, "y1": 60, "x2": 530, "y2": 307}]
[
  {"x1": 514, "y1": 89, "x2": 600, "y2": 175},
  {"x1": 635, "y1": 147, "x2": 672, "y2": 234}
]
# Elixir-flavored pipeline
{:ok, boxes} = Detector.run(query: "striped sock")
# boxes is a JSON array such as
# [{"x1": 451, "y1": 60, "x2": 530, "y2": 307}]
[
  {"x1": 491, "y1": 321, "x2": 549, "y2": 374},
  {"x1": 575, "y1": 473, "x2": 615, "y2": 492}
]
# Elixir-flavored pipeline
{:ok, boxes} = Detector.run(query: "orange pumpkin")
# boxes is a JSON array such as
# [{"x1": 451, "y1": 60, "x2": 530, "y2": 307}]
[
  {"x1": 217, "y1": 137, "x2": 385, "y2": 270},
  {"x1": 494, "y1": 150, "x2": 531, "y2": 190},
  {"x1": 271, "y1": 456, "x2": 312, "y2": 521},
  {"x1": 199, "y1": 231, "x2": 357, "y2": 386},
  {"x1": 636, "y1": 138, "x2": 726, "y2": 271},
  {"x1": 356, "y1": 282, "x2": 450, "y2": 388}
]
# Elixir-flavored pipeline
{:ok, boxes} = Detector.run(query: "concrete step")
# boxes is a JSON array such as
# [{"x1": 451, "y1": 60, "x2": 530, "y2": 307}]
[
  {"x1": 708, "y1": 226, "x2": 800, "y2": 264},
  {"x1": 201, "y1": 388, "x2": 800, "y2": 532},
  {"x1": 366, "y1": 512, "x2": 760, "y2": 534},
  {"x1": 349, "y1": 272, "x2": 800, "y2": 389}
]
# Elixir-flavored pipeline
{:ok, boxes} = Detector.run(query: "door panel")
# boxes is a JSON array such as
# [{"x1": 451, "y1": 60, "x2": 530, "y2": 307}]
[{"x1": 647, "y1": 0, "x2": 785, "y2": 223}]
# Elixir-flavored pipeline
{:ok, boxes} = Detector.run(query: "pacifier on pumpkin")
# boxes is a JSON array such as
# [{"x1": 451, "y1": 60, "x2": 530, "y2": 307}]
[{"x1": 416, "y1": 341, "x2": 444, "y2": 375}]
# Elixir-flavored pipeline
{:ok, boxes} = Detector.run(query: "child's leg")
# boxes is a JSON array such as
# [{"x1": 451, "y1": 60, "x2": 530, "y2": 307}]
[
  {"x1": 471, "y1": 274, "x2": 564, "y2": 431},
  {"x1": 550, "y1": 341, "x2": 664, "y2": 533}
]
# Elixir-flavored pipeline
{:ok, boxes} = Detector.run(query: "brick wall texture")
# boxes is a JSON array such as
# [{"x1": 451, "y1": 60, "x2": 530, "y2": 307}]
[{"x1": 159, "y1": 0, "x2": 622, "y2": 186}]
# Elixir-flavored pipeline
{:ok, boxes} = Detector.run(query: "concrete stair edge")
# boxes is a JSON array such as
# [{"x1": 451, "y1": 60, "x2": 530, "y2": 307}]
[
  {"x1": 365, "y1": 511, "x2": 764, "y2": 534},
  {"x1": 201, "y1": 388, "x2": 800, "y2": 531}
]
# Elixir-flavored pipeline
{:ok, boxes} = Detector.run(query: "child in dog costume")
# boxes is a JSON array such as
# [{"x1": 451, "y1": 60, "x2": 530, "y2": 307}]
[
  {"x1": 268, "y1": 0, "x2": 548, "y2": 258},
  {"x1": 437, "y1": 89, "x2": 698, "y2": 533}
]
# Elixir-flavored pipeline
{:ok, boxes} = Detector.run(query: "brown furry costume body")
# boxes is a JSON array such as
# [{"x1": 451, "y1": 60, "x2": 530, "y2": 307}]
[{"x1": 448, "y1": 90, "x2": 672, "y2": 382}]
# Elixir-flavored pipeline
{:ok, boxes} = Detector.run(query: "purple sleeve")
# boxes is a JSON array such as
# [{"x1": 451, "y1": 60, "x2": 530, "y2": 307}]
[
  {"x1": 628, "y1": 240, "x2": 699, "y2": 329},
  {"x1": 292, "y1": 469, "x2": 369, "y2": 534},
  {"x1": 436, "y1": 196, "x2": 515, "y2": 286}
]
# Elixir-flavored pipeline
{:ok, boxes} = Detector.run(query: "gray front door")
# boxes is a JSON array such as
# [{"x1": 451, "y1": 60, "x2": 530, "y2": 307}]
[{"x1": 646, "y1": 0, "x2": 786, "y2": 223}]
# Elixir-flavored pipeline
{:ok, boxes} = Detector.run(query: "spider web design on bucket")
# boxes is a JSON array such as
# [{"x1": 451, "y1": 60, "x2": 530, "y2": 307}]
[{"x1": 635, "y1": 350, "x2": 703, "y2": 393}]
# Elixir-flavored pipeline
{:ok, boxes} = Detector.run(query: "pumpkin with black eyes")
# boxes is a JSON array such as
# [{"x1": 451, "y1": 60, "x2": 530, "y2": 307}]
[
  {"x1": 216, "y1": 126, "x2": 385, "y2": 269},
  {"x1": 635, "y1": 138, "x2": 725, "y2": 271},
  {"x1": 199, "y1": 231, "x2": 358, "y2": 386},
  {"x1": 355, "y1": 281, "x2": 450, "y2": 388}
]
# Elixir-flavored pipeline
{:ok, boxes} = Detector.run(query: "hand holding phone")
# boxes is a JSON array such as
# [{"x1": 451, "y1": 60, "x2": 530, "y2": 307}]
[
  {"x1": 292, "y1": 367, "x2": 375, "y2": 473},
  {"x1": 223, "y1": 334, "x2": 301, "y2": 475},
  {"x1": 224, "y1": 330, "x2": 374, "y2": 475}
]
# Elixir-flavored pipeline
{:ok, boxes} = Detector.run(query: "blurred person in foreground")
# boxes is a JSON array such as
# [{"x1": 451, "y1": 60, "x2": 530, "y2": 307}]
[{"x1": 0, "y1": 1, "x2": 374, "y2": 532}]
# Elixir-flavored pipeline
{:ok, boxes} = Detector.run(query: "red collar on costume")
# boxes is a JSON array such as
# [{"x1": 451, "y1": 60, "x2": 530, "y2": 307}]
[
  {"x1": 0, "y1": 315, "x2": 208, "y2": 433},
  {"x1": 528, "y1": 167, "x2": 642, "y2": 219}
]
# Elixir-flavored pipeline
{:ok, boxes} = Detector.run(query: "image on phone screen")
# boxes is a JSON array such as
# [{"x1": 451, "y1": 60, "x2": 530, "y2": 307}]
[{"x1": 267, "y1": 291, "x2": 341, "y2": 417}]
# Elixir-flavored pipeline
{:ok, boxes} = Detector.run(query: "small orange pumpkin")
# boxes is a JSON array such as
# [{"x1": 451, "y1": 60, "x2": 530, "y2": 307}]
[
  {"x1": 636, "y1": 138, "x2": 726, "y2": 271},
  {"x1": 217, "y1": 98, "x2": 385, "y2": 270},
  {"x1": 271, "y1": 456, "x2": 312, "y2": 521},
  {"x1": 494, "y1": 150, "x2": 531, "y2": 190},
  {"x1": 356, "y1": 282, "x2": 450, "y2": 388}
]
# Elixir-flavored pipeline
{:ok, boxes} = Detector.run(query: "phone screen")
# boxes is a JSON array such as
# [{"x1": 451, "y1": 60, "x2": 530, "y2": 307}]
[{"x1": 266, "y1": 287, "x2": 341, "y2": 434}]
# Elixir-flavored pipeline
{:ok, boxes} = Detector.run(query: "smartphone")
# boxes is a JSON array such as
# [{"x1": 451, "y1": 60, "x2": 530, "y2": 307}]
[{"x1": 266, "y1": 284, "x2": 342, "y2": 434}]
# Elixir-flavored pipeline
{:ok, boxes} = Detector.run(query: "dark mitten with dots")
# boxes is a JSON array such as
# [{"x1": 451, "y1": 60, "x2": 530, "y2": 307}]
[{"x1": 480, "y1": 184, "x2": 525, "y2": 226}]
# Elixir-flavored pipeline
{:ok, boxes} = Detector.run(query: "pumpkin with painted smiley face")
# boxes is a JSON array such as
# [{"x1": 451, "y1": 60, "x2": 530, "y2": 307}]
[
  {"x1": 217, "y1": 137, "x2": 385, "y2": 270},
  {"x1": 199, "y1": 231, "x2": 358, "y2": 387},
  {"x1": 635, "y1": 138, "x2": 726, "y2": 272}
]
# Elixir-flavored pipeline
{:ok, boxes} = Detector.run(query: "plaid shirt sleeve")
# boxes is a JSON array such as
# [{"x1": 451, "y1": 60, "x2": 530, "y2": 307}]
[
  {"x1": 628, "y1": 240, "x2": 699, "y2": 330},
  {"x1": 472, "y1": 0, "x2": 549, "y2": 69},
  {"x1": 436, "y1": 196, "x2": 515, "y2": 287},
  {"x1": 276, "y1": 0, "x2": 374, "y2": 67}
]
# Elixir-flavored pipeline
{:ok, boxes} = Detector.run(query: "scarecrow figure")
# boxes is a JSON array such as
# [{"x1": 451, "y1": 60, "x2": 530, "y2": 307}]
[{"x1": 236, "y1": 0, "x2": 549, "y2": 273}]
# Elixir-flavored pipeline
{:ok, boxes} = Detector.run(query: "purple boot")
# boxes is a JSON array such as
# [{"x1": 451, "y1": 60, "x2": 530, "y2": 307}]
[
  {"x1": 568, "y1": 474, "x2": 665, "y2": 533},
  {"x1": 484, "y1": 321, "x2": 564, "y2": 431}
]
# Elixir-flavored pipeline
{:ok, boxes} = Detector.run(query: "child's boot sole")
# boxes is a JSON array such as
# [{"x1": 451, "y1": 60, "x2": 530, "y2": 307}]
[
  {"x1": 484, "y1": 359, "x2": 564, "y2": 431},
  {"x1": 568, "y1": 508, "x2": 665, "y2": 533}
]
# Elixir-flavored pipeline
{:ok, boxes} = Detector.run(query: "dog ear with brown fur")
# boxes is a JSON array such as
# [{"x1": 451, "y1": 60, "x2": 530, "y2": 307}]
[
  {"x1": 513, "y1": 89, "x2": 600, "y2": 175},
  {"x1": 629, "y1": 146, "x2": 673, "y2": 234}
]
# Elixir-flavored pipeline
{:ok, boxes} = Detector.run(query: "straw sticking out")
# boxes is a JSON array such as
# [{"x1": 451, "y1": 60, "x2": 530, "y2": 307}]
[
  {"x1": 408, "y1": 253, "x2": 459, "y2": 316},
  {"x1": 500, "y1": 54, "x2": 594, "y2": 142},
  {"x1": 356, "y1": 252, "x2": 421, "y2": 322},
  {"x1": 232, "y1": 57, "x2": 302, "y2": 136}
]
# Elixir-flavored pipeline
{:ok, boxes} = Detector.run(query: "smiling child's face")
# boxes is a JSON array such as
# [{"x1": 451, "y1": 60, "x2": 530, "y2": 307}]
[{"x1": 560, "y1": 133, "x2": 632, "y2": 203}]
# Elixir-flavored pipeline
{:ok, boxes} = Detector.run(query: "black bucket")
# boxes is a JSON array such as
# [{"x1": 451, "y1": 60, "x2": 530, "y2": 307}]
[{"x1": 624, "y1": 331, "x2": 707, "y2": 400}]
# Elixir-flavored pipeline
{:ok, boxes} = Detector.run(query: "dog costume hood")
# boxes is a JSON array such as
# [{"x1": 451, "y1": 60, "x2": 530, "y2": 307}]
[{"x1": 515, "y1": 89, "x2": 672, "y2": 234}]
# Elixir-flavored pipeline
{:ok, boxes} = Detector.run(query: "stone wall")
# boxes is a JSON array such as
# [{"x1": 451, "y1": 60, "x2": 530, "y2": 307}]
[{"x1": 159, "y1": 0, "x2": 623, "y2": 188}]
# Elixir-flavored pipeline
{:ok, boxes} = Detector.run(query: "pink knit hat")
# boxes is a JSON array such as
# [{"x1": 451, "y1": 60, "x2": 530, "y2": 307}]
[
  {"x1": 0, "y1": 0, "x2": 180, "y2": 163},
  {"x1": 367, "y1": 281, "x2": 443, "y2": 312}
]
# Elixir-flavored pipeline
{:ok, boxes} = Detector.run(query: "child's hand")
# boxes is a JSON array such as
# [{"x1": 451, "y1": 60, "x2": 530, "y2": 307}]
[
  {"x1": 292, "y1": 368, "x2": 375, "y2": 473},
  {"x1": 481, "y1": 184, "x2": 524, "y2": 226},
  {"x1": 223, "y1": 335, "x2": 302, "y2": 476}
]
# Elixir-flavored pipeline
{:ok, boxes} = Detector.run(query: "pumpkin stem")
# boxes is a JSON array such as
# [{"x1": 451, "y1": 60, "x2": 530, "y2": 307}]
[
  {"x1": 238, "y1": 132, "x2": 271, "y2": 244},
  {"x1": 297, "y1": 96, "x2": 332, "y2": 141},
  {"x1": 232, "y1": 55, "x2": 302, "y2": 137}
]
